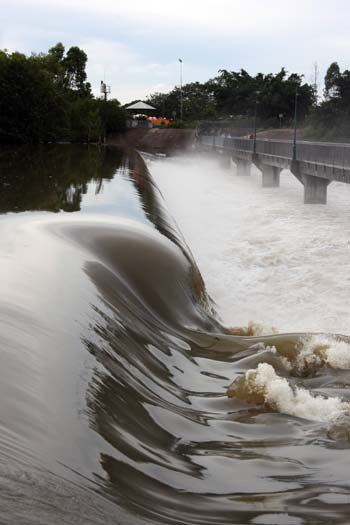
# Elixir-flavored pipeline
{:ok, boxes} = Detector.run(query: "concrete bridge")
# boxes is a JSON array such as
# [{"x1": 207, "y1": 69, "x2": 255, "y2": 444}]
[{"x1": 199, "y1": 134, "x2": 350, "y2": 204}]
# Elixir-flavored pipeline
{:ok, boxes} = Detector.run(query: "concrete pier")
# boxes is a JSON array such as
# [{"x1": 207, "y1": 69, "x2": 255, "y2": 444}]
[
  {"x1": 199, "y1": 134, "x2": 350, "y2": 204},
  {"x1": 301, "y1": 174, "x2": 330, "y2": 204},
  {"x1": 234, "y1": 158, "x2": 251, "y2": 176},
  {"x1": 219, "y1": 153, "x2": 231, "y2": 169},
  {"x1": 290, "y1": 161, "x2": 330, "y2": 204},
  {"x1": 261, "y1": 165, "x2": 281, "y2": 187}
]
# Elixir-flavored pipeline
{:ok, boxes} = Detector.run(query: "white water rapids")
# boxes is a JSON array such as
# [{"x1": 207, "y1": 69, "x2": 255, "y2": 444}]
[
  {"x1": 149, "y1": 154, "x2": 350, "y2": 423},
  {"x1": 150, "y1": 154, "x2": 350, "y2": 336}
]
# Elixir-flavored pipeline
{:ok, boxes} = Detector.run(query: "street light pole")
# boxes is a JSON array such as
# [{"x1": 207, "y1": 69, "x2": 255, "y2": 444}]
[
  {"x1": 293, "y1": 90, "x2": 299, "y2": 161},
  {"x1": 278, "y1": 113, "x2": 283, "y2": 128},
  {"x1": 179, "y1": 58, "x2": 183, "y2": 121},
  {"x1": 253, "y1": 92, "x2": 259, "y2": 154}
]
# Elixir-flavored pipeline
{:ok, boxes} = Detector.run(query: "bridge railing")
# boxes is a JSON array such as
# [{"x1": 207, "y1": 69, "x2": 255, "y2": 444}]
[
  {"x1": 255, "y1": 139, "x2": 293, "y2": 159},
  {"x1": 296, "y1": 141, "x2": 350, "y2": 167},
  {"x1": 200, "y1": 134, "x2": 226, "y2": 148},
  {"x1": 200, "y1": 134, "x2": 216, "y2": 147},
  {"x1": 199, "y1": 134, "x2": 350, "y2": 168},
  {"x1": 223, "y1": 137, "x2": 254, "y2": 152}
]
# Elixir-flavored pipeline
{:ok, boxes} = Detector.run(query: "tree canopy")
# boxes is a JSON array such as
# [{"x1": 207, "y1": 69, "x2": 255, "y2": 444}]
[
  {"x1": 143, "y1": 68, "x2": 314, "y2": 127},
  {"x1": 0, "y1": 43, "x2": 126, "y2": 143},
  {"x1": 305, "y1": 62, "x2": 350, "y2": 141}
]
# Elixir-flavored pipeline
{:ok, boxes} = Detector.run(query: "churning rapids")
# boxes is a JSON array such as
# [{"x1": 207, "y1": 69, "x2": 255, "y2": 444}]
[{"x1": 1, "y1": 146, "x2": 350, "y2": 525}]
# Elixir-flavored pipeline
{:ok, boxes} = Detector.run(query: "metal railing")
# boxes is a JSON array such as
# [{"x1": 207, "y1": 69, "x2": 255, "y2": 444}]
[
  {"x1": 296, "y1": 141, "x2": 350, "y2": 168},
  {"x1": 199, "y1": 135, "x2": 350, "y2": 169}
]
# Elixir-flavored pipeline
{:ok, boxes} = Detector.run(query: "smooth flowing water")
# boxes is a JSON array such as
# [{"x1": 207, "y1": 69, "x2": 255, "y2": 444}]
[{"x1": 0, "y1": 146, "x2": 350, "y2": 525}]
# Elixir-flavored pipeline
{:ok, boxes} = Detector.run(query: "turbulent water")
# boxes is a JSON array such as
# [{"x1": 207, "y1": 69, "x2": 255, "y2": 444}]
[
  {"x1": 1, "y1": 145, "x2": 350, "y2": 525},
  {"x1": 150, "y1": 155, "x2": 350, "y2": 335}
]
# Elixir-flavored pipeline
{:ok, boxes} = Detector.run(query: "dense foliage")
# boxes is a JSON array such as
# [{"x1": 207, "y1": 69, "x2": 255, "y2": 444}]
[
  {"x1": 0, "y1": 43, "x2": 126, "y2": 143},
  {"x1": 145, "y1": 68, "x2": 314, "y2": 127},
  {"x1": 305, "y1": 62, "x2": 350, "y2": 141}
]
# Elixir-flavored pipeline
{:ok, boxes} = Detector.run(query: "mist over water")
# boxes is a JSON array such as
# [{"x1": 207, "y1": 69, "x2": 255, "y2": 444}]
[{"x1": 150, "y1": 154, "x2": 350, "y2": 335}]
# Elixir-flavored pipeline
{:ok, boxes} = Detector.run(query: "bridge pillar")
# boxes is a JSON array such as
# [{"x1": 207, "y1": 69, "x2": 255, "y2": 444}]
[
  {"x1": 261, "y1": 165, "x2": 281, "y2": 187},
  {"x1": 234, "y1": 158, "x2": 251, "y2": 176},
  {"x1": 291, "y1": 162, "x2": 330, "y2": 204},
  {"x1": 302, "y1": 174, "x2": 330, "y2": 204},
  {"x1": 219, "y1": 153, "x2": 231, "y2": 169}
]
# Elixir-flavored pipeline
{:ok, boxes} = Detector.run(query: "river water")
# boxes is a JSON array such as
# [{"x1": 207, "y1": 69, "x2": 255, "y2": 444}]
[{"x1": 1, "y1": 145, "x2": 350, "y2": 525}]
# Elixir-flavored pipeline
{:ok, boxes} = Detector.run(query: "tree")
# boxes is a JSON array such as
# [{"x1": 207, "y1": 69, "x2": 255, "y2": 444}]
[
  {"x1": 48, "y1": 42, "x2": 65, "y2": 63},
  {"x1": 145, "y1": 83, "x2": 216, "y2": 120},
  {"x1": 0, "y1": 44, "x2": 125, "y2": 144},
  {"x1": 97, "y1": 99, "x2": 126, "y2": 134},
  {"x1": 63, "y1": 46, "x2": 90, "y2": 94},
  {"x1": 306, "y1": 62, "x2": 350, "y2": 141},
  {"x1": 0, "y1": 50, "x2": 68, "y2": 142},
  {"x1": 206, "y1": 68, "x2": 313, "y2": 125},
  {"x1": 324, "y1": 62, "x2": 341, "y2": 99}
]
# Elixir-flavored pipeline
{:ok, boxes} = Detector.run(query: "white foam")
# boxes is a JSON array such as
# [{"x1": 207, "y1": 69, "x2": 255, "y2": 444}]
[
  {"x1": 150, "y1": 155, "x2": 350, "y2": 334},
  {"x1": 292, "y1": 335, "x2": 350, "y2": 372},
  {"x1": 242, "y1": 363, "x2": 349, "y2": 422}
]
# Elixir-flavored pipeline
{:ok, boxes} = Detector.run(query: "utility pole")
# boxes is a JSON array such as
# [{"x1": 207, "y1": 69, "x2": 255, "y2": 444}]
[
  {"x1": 278, "y1": 113, "x2": 284, "y2": 128},
  {"x1": 253, "y1": 92, "x2": 260, "y2": 154},
  {"x1": 178, "y1": 58, "x2": 183, "y2": 120},
  {"x1": 100, "y1": 80, "x2": 111, "y2": 144},
  {"x1": 293, "y1": 89, "x2": 299, "y2": 161},
  {"x1": 313, "y1": 61, "x2": 319, "y2": 105},
  {"x1": 100, "y1": 80, "x2": 111, "y2": 101}
]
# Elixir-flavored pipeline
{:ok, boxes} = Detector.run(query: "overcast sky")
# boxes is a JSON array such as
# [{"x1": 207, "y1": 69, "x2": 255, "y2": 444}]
[{"x1": 1, "y1": 0, "x2": 350, "y2": 103}]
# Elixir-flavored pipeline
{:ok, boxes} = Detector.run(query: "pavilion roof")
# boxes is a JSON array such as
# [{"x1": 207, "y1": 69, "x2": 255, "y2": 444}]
[{"x1": 125, "y1": 101, "x2": 156, "y2": 111}]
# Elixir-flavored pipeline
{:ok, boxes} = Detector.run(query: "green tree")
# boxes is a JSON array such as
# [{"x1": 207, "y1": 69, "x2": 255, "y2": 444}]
[
  {"x1": 146, "y1": 82, "x2": 216, "y2": 120},
  {"x1": 97, "y1": 99, "x2": 126, "y2": 134},
  {"x1": 142, "y1": 67, "x2": 314, "y2": 126},
  {"x1": 324, "y1": 62, "x2": 341, "y2": 99},
  {"x1": 0, "y1": 43, "x2": 125, "y2": 144},
  {"x1": 305, "y1": 62, "x2": 350, "y2": 141},
  {"x1": 209, "y1": 68, "x2": 313, "y2": 125},
  {"x1": 0, "y1": 50, "x2": 68, "y2": 142},
  {"x1": 63, "y1": 46, "x2": 90, "y2": 95},
  {"x1": 70, "y1": 98, "x2": 102, "y2": 142}
]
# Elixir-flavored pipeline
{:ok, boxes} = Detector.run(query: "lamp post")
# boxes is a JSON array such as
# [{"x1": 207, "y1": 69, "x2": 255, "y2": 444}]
[
  {"x1": 179, "y1": 58, "x2": 183, "y2": 121},
  {"x1": 278, "y1": 113, "x2": 283, "y2": 128},
  {"x1": 253, "y1": 92, "x2": 260, "y2": 154},
  {"x1": 293, "y1": 90, "x2": 299, "y2": 161}
]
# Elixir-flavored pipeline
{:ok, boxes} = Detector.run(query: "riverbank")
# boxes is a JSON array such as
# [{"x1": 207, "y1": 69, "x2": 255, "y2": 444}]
[{"x1": 107, "y1": 128, "x2": 196, "y2": 154}]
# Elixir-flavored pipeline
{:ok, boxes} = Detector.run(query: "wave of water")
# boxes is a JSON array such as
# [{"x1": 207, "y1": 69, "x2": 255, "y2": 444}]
[{"x1": 1, "y1": 147, "x2": 350, "y2": 524}]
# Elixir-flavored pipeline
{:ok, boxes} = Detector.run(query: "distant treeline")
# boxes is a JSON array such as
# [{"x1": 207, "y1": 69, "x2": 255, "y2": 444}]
[
  {"x1": 143, "y1": 65, "x2": 350, "y2": 140},
  {"x1": 0, "y1": 43, "x2": 126, "y2": 144},
  {"x1": 305, "y1": 63, "x2": 350, "y2": 141},
  {"x1": 2, "y1": 42, "x2": 349, "y2": 143},
  {"x1": 141, "y1": 68, "x2": 315, "y2": 128}
]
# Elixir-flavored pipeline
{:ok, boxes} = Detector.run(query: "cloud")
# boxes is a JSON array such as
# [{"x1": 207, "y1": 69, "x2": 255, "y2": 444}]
[
  {"x1": 9, "y1": 0, "x2": 280, "y2": 35},
  {"x1": 82, "y1": 38, "x2": 214, "y2": 102},
  {"x1": 3, "y1": 0, "x2": 350, "y2": 103},
  {"x1": 0, "y1": 24, "x2": 65, "y2": 54}
]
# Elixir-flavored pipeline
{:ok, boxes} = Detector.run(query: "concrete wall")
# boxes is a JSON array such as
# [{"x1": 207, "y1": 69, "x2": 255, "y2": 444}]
[{"x1": 108, "y1": 128, "x2": 196, "y2": 154}]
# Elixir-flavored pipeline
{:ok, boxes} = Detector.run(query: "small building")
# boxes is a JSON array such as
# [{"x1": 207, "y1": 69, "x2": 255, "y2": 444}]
[{"x1": 125, "y1": 101, "x2": 156, "y2": 128}]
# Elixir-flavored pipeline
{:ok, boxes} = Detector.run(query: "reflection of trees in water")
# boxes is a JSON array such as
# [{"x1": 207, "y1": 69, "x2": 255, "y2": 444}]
[
  {"x1": 1, "y1": 143, "x2": 208, "y2": 307},
  {"x1": 122, "y1": 149, "x2": 180, "y2": 241},
  {"x1": 0, "y1": 144, "x2": 123, "y2": 213},
  {"x1": 123, "y1": 150, "x2": 208, "y2": 308}
]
